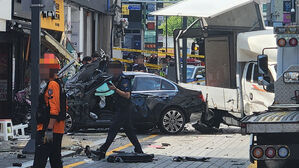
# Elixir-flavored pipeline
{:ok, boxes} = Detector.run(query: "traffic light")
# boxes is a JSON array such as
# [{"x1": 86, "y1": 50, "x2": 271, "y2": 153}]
[{"x1": 191, "y1": 42, "x2": 199, "y2": 55}]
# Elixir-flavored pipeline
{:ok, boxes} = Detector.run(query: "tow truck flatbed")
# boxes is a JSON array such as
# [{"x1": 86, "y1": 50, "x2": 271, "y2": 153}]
[{"x1": 242, "y1": 107, "x2": 299, "y2": 134}]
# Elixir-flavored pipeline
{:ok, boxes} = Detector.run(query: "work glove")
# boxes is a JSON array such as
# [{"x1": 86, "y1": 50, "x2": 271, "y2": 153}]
[{"x1": 44, "y1": 129, "x2": 53, "y2": 143}]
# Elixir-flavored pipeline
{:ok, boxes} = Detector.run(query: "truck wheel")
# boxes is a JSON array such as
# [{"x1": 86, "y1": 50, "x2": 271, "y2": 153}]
[{"x1": 159, "y1": 108, "x2": 186, "y2": 134}]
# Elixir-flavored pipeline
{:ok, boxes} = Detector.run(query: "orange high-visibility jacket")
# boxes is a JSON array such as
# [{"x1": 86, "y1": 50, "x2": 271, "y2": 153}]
[{"x1": 37, "y1": 80, "x2": 65, "y2": 134}]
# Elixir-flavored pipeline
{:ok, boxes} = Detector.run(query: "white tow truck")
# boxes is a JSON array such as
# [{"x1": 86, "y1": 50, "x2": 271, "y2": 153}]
[{"x1": 241, "y1": 26, "x2": 299, "y2": 168}]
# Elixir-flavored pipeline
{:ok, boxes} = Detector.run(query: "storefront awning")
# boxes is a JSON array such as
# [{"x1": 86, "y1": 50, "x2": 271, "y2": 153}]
[
  {"x1": 151, "y1": 0, "x2": 254, "y2": 18},
  {"x1": 151, "y1": 0, "x2": 264, "y2": 30},
  {"x1": 41, "y1": 31, "x2": 79, "y2": 65}
]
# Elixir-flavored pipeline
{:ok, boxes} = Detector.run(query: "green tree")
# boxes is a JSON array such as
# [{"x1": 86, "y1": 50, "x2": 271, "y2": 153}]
[
  {"x1": 159, "y1": 16, "x2": 181, "y2": 36},
  {"x1": 159, "y1": 16, "x2": 199, "y2": 36}
]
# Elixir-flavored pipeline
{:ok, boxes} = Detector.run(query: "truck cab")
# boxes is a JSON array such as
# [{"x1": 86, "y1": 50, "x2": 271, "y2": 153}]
[{"x1": 242, "y1": 62, "x2": 276, "y2": 116}]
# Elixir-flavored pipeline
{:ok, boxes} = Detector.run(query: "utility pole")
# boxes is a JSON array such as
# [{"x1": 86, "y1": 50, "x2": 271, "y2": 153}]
[
  {"x1": 155, "y1": 15, "x2": 159, "y2": 52},
  {"x1": 165, "y1": 16, "x2": 168, "y2": 53},
  {"x1": 182, "y1": 16, "x2": 187, "y2": 83},
  {"x1": 295, "y1": 0, "x2": 299, "y2": 24},
  {"x1": 23, "y1": 0, "x2": 42, "y2": 154}
]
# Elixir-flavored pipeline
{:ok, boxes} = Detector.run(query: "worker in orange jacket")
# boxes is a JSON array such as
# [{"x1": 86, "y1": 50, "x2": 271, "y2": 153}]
[{"x1": 33, "y1": 69, "x2": 65, "y2": 168}]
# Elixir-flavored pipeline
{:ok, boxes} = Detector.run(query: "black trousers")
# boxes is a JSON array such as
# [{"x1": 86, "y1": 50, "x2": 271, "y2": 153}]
[
  {"x1": 33, "y1": 131, "x2": 63, "y2": 168},
  {"x1": 100, "y1": 109, "x2": 142, "y2": 153}
]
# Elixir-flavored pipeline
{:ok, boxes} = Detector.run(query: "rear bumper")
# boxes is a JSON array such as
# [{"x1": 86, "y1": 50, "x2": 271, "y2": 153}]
[
  {"x1": 243, "y1": 122, "x2": 299, "y2": 134},
  {"x1": 241, "y1": 111, "x2": 299, "y2": 134}
]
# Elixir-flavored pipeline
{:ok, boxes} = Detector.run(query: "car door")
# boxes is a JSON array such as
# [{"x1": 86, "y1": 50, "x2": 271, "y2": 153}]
[
  {"x1": 131, "y1": 76, "x2": 162, "y2": 123},
  {"x1": 131, "y1": 76, "x2": 177, "y2": 123}
]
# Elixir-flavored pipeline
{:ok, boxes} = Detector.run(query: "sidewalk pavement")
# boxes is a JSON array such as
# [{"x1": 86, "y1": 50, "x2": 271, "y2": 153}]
[{"x1": 1, "y1": 131, "x2": 118, "y2": 168}]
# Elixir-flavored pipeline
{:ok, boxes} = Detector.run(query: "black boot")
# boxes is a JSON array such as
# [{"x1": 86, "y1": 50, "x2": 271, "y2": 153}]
[{"x1": 92, "y1": 149, "x2": 106, "y2": 160}]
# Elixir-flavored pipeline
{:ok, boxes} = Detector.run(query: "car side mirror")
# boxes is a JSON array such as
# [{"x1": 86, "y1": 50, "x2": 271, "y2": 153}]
[
  {"x1": 257, "y1": 54, "x2": 268, "y2": 75},
  {"x1": 196, "y1": 75, "x2": 203, "y2": 79}
]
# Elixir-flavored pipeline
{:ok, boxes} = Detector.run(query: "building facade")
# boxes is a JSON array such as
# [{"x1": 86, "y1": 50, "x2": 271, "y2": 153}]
[
  {"x1": 64, "y1": 0, "x2": 113, "y2": 58},
  {"x1": 0, "y1": 0, "x2": 115, "y2": 119}
]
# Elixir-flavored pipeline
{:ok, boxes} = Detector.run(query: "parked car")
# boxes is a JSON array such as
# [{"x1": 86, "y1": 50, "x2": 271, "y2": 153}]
[
  {"x1": 186, "y1": 65, "x2": 205, "y2": 85},
  {"x1": 65, "y1": 66, "x2": 205, "y2": 134}
]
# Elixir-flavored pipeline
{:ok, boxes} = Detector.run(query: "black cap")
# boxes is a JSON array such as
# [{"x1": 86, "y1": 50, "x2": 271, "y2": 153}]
[{"x1": 108, "y1": 60, "x2": 123, "y2": 69}]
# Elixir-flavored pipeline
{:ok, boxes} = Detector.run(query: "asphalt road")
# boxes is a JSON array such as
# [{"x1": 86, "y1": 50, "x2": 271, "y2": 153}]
[{"x1": 55, "y1": 125, "x2": 253, "y2": 168}]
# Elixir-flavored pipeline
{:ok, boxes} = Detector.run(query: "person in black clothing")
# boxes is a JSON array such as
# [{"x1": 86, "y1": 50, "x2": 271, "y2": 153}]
[
  {"x1": 94, "y1": 61, "x2": 143, "y2": 159},
  {"x1": 132, "y1": 54, "x2": 147, "y2": 72},
  {"x1": 148, "y1": 54, "x2": 158, "y2": 64},
  {"x1": 80, "y1": 56, "x2": 92, "y2": 70},
  {"x1": 82, "y1": 56, "x2": 92, "y2": 65}
]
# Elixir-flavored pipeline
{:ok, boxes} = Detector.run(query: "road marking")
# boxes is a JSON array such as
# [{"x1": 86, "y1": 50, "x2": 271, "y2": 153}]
[
  {"x1": 64, "y1": 161, "x2": 86, "y2": 168},
  {"x1": 63, "y1": 134, "x2": 158, "y2": 168}
]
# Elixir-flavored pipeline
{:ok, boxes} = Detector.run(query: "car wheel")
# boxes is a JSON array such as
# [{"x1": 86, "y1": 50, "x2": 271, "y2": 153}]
[
  {"x1": 65, "y1": 111, "x2": 75, "y2": 133},
  {"x1": 159, "y1": 108, "x2": 186, "y2": 134}
]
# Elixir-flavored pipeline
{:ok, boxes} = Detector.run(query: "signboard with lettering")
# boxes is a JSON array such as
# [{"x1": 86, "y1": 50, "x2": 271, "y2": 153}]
[
  {"x1": 283, "y1": 13, "x2": 291, "y2": 24},
  {"x1": 41, "y1": 0, "x2": 65, "y2": 32},
  {"x1": 128, "y1": 4, "x2": 141, "y2": 10},
  {"x1": 122, "y1": 5, "x2": 130, "y2": 15}
]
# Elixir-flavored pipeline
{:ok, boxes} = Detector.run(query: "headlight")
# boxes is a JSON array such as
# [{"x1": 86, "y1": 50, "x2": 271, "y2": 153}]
[{"x1": 284, "y1": 71, "x2": 299, "y2": 83}]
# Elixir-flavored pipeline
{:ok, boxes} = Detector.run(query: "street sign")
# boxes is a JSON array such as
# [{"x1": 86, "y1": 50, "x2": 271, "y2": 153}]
[
  {"x1": 41, "y1": 0, "x2": 64, "y2": 32},
  {"x1": 122, "y1": 5, "x2": 130, "y2": 15},
  {"x1": 128, "y1": 4, "x2": 141, "y2": 10}
]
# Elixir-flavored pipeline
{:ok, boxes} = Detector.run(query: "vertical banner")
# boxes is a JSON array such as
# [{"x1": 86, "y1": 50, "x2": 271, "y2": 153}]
[{"x1": 41, "y1": 0, "x2": 65, "y2": 32}]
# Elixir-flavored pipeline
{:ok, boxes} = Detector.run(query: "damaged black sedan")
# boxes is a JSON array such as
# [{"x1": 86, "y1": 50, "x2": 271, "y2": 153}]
[{"x1": 65, "y1": 60, "x2": 205, "y2": 134}]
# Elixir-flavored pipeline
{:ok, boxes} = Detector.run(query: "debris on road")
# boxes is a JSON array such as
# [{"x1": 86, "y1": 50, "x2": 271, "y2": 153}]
[
  {"x1": 161, "y1": 143, "x2": 171, "y2": 146},
  {"x1": 107, "y1": 152, "x2": 155, "y2": 163},
  {"x1": 156, "y1": 147, "x2": 165, "y2": 149},
  {"x1": 17, "y1": 154, "x2": 26, "y2": 159},
  {"x1": 75, "y1": 147, "x2": 84, "y2": 155},
  {"x1": 12, "y1": 162, "x2": 22, "y2": 167},
  {"x1": 147, "y1": 145, "x2": 163, "y2": 148},
  {"x1": 185, "y1": 157, "x2": 210, "y2": 162},
  {"x1": 173, "y1": 156, "x2": 210, "y2": 162},
  {"x1": 113, "y1": 151, "x2": 125, "y2": 154},
  {"x1": 192, "y1": 123, "x2": 219, "y2": 134}
]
